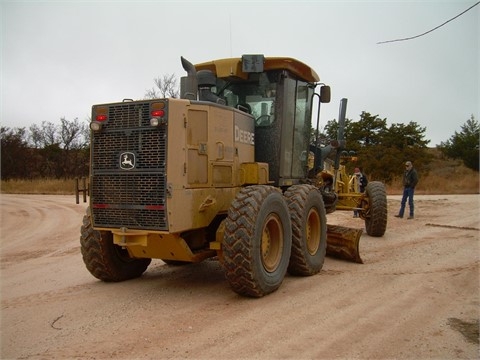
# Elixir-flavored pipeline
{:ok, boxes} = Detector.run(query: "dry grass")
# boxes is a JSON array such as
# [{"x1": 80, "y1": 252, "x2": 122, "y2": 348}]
[
  {"x1": 1, "y1": 169, "x2": 478, "y2": 196},
  {"x1": 0, "y1": 178, "x2": 78, "y2": 195},
  {"x1": 1, "y1": 150, "x2": 479, "y2": 195},
  {"x1": 388, "y1": 165, "x2": 479, "y2": 195},
  {"x1": 387, "y1": 150, "x2": 479, "y2": 195}
]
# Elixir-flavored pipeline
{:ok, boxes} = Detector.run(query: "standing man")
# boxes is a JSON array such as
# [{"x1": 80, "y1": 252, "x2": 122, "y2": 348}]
[
  {"x1": 353, "y1": 167, "x2": 368, "y2": 218},
  {"x1": 395, "y1": 161, "x2": 419, "y2": 219}
]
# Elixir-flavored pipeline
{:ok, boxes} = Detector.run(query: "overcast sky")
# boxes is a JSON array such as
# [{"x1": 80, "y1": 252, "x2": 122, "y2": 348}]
[{"x1": 1, "y1": 0, "x2": 478, "y2": 146}]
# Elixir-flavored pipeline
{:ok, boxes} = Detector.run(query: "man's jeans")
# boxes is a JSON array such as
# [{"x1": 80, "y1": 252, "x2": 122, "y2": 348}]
[{"x1": 399, "y1": 187, "x2": 415, "y2": 217}]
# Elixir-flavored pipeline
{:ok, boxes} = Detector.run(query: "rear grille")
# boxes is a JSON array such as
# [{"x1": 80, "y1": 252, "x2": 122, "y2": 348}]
[
  {"x1": 91, "y1": 101, "x2": 168, "y2": 230},
  {"x1": 92, "y1": 129, "x2": 166, "y2": 171},
  {"x1": 107, "y1": 102, "x2": 151, "y2": 128},
  {"x1": 92, "y1": 173, "x2": 167, "y2": 229}
]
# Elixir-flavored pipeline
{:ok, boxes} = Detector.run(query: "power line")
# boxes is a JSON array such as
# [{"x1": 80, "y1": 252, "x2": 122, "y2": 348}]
[{"x1": 377, "y1": 1, "x2": 479, "y2": 45}]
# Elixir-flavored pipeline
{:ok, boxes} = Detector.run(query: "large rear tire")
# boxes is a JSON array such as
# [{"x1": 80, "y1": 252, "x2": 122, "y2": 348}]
[
  {"x1": 285, "y1": 184, "x2": 327, "y2": 276},
  {"x1": 363, "y1": 181, "x2": 388, "y2": 237},
  {"x1": 80, "y1": 208, "x2": 151, "y2": 281},
  {"x1": 223, "y1": 186, "x2": 292, "y2": 297}
]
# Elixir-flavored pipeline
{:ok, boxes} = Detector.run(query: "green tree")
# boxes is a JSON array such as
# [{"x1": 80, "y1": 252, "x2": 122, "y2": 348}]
[
  {"x1": 317, "y1": 112, "x2": 432, "y2": 184},
  {"x1": 348, "y1": 112, "x2": 388, "y2": 147},
  {"x1": 322, "y1": 118, "x2": 355, "y2": 143},
  {"x1": 373, "y1": 121, "x2": 432, "y2": 183},
  {"x1": 439, "y1": 115, "x2": 479, "y2": 171}
]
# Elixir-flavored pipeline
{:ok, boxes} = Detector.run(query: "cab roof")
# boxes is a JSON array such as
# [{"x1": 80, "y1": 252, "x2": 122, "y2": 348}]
[{"x1": 194, "y1": 56, "x2": 320, "y2": 83}]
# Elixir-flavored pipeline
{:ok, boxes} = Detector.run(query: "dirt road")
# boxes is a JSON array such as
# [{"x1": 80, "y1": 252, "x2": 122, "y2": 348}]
[{"x1": 1, "y1": 194, "x2": 478, "y2": 359}]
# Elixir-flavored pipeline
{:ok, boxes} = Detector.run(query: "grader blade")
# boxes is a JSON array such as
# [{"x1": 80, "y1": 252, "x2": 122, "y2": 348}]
[{"x1": 326, "y1": 225, "x2": 363, "y2": 264}]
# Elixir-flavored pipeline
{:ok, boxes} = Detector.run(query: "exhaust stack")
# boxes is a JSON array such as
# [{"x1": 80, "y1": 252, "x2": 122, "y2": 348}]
[{"x1": 180, "y1": 56, "x2": 197, "y2": 100}]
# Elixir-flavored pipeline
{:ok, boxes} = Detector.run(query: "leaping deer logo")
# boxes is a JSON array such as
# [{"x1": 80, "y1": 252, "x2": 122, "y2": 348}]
[{"x1": 120, "y1": 152, "x2": 135, "y2": 170}]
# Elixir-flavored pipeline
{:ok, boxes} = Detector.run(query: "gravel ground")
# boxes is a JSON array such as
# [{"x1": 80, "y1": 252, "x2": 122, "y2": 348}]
[{"x1": 1, "y1": 194, "x2": 479, "y2": 359}]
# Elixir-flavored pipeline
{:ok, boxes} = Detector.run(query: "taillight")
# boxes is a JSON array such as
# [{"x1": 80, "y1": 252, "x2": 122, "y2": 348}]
[
  {"x1": 151, "y1": 109, "x2": 165, "y2": 117},
  {"x1": 91, "y1": 106, "x2": 108, "y2": 131},
  {"x1": 96, "y1": 114, "x2": 108, "y2": 122},
  {"x1": 150, "y1": 101, "x2": 167, "y2": 127}
]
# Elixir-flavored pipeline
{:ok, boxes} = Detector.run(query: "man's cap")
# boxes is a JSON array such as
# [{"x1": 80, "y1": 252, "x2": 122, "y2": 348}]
[{"x1": 405, "y1": 161, "x2": 412, "y2": 166}]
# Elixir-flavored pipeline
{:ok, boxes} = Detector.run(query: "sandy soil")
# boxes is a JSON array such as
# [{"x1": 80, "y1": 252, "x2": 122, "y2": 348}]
[{"x1": 1, "y1": 194, "x2": 479, "y2": 359}]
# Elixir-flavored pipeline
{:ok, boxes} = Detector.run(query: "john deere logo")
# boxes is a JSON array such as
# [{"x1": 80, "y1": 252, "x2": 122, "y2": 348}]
[{"x1": 120, "y1": 152, "x2": 135, "y2": 170}]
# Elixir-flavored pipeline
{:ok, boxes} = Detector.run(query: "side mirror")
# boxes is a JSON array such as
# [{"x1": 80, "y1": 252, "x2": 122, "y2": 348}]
[{"x1": 320, "y1": 85, "x2": 331, "y2": 103}]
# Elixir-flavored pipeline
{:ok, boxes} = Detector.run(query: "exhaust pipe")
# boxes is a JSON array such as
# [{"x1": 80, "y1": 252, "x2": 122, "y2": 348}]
[{"x1": 180, "y1": 56, "x2": 197, "y2": 100}]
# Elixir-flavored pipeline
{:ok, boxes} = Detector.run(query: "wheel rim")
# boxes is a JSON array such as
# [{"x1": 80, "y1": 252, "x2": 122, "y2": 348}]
[
  {"x1": 306, "y1": 208, "x2": 321, "y2": 255},
  {"x1": 261, "y1": 213, "x2": 284, "y2": 272}
]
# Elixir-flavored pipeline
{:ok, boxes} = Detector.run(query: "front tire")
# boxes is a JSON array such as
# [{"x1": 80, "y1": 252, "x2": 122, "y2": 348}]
[
  {"x1": 223, "y1": 186, "x2": 292, "y2": 297},
  {"x1": 363, "y1": 181, "x2": 388, "y2": 237},
  {"x1": 285, "y1": 185, "x2": 327, "y2": 276},
  {"x1": 80, "y1": 208, "x2": 151, "y2": 281}
]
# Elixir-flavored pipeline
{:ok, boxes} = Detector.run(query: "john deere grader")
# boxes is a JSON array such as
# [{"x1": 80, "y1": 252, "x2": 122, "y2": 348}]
[{"x1": 79, "y1": 55, "x2": 387, "y2": 297}]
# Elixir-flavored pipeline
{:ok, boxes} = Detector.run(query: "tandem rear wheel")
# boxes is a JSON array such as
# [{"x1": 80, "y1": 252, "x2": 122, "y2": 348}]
[
  {"x1": 285, "y1": 184, "x2": 327, "y2": 276},
  {"x1": 222, "y1": 184, "x2": 327, "y2": 297}
]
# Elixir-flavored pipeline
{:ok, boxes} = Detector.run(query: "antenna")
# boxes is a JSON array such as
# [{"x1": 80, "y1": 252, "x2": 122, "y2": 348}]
[{"x1": 229, "y1": 14, "x2": 233, "y2": 57}]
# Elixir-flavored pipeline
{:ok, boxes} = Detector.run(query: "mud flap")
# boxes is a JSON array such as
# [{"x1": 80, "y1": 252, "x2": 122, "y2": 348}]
[{"x1": 326, "y1": 225, "x2": 363, "y2": 264}]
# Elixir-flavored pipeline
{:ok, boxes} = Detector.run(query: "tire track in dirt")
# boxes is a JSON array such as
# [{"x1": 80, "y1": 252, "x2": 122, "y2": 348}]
[
  {"x1": 0, "y1": 195, "x2": 86, "y2": 268},
  {"x1": 1, "y1": 194, "x2": 478, "y2": 359},
  {"x1": 1, "y1": 283, "x2": 93, "y2": 310}
]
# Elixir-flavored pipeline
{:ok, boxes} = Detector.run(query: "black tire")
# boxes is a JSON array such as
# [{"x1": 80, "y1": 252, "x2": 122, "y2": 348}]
[
  {"x1": 80, "y1": 208, "x2": 151, "y2": 281},
  {"x1": 285, "y1": 184, "x2": 327, "y2": 276},
  {"x1": 223, "y1": 186, "x2": 292, "y2": 297},
  {"x1": 363, "y1": 181, "x2": 388, "y2": 237}
]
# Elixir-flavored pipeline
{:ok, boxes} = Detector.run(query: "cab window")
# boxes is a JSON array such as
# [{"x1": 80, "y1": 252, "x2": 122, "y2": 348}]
[{"x1": 217, "y1": 72, "x2": 278, "y2": 127}]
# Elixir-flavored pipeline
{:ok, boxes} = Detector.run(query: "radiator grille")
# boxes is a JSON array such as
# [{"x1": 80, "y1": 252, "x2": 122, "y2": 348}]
[
  {"x1": 92, "y1": 173, "x2": 167, "y2": 229},
  {"x1": 91, "y1": 101, "x2": 168, "y2": 230},
  {"x1": 108, "y1": 102, "x2": 151, "y2": 128},
  {"x1": 92, "y1": 129, "x2": 166, "y2": 171}
]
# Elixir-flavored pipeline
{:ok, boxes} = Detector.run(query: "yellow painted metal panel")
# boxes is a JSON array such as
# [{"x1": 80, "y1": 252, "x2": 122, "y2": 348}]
[
  {"x1": 195, "y1": 57, "x2": 320, "y2": 83},
  {"x1": 239, "y1": 162, "x2": 269, "y2": 185}
]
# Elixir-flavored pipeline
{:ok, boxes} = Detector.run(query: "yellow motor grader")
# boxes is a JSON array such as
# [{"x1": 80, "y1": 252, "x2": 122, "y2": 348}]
[
  {"x1": 80, "y1": 55, "x2": 387, "y2": 297},
  {"x1": 309, "y1": 99, "x2": 388, "y2": 263}
]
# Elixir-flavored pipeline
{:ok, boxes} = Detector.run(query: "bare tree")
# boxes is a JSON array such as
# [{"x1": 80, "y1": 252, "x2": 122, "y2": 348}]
[
  {"x1": 1, "y1": 127, "x2": 30, "y2": 179},
  {"x1": 60, "y1": 117, "x2": 87, "y2": 151},
  {"x1": 145, "y1": 73, "x2": 179, "y2": 99},
  {"x1": 29, "y1": 123, "x2": 43, "y2": 148},
  {"x1": 29, "y1": 121, "x2": 59, "y2": 148},
  {"x1": 27, "y1": 118, "x2": 90, "y2": 178}
]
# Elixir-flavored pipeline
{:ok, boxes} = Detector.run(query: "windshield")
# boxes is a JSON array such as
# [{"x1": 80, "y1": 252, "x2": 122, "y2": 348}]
[{"x1": 216, "y1": 72, "x2": 278, "y2": 127}]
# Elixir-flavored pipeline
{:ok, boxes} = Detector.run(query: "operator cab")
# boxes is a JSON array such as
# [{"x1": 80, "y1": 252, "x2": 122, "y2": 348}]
[{"x1": 181, "y1": 55, "x2": 330, "y2": 187}]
